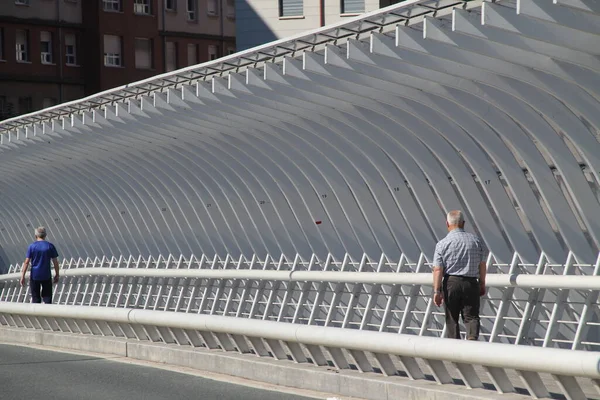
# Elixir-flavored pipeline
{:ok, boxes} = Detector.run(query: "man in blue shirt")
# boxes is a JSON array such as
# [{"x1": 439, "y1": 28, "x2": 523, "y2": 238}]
[
  {"x1": 19, "y1": 227, "x2": 60, "y2": 304},
  {"x1": 432, "y1": 210, "x2": 488, "y2": 340}
]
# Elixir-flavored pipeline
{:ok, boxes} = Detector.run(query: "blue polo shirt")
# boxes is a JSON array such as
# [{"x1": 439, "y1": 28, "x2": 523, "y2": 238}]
[{"x1": 26, "y1": 241, "x2": 59, "y2": 281}]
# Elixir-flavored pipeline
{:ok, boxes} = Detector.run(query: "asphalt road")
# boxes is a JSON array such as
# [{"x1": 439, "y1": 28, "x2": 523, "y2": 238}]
[{"x1": 0, "y1": 344, "x2": 319, "y2": 400}]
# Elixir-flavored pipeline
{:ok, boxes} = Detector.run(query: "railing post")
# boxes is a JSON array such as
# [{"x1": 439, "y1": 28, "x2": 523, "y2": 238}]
[
  {"x1": 543, "y1": 252, "x2": 575, "y2": 347},
  {"x1": 489, "y1": 252, "x2": 520, "y2": 343},
  {"x1": 398, "y1": 253, "x2": 425, "y2": 334},
  {"x1": 378, "y1": 254, "x2": 407, "y2": 332},
  {"x1": 515, "y1": 252, "x2": 547, "y2": 345},
  {"x1": 572, "y1": 253, "x2": 600, "y2": 350}
]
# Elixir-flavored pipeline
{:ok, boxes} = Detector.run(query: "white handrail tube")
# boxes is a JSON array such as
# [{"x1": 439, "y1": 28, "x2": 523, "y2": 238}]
[
  {"x1": 2, "y1": 269, "x2": 600, "y2": 290},
  {"x1": 0, "y1": 302, "x2": 598, "y2": 378}
]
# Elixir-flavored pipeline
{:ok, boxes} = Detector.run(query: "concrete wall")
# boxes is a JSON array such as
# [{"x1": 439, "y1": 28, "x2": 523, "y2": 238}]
[{"x1": 235, "y1": 0, "x2": 380, "y2": 50}]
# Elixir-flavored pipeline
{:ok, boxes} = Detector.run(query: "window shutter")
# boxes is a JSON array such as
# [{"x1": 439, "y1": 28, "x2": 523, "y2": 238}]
[
  {"x1": 187, "y1": 44, "x2": 197, "y2": 66},
  {"x1": 40, "y1": 31, "x2": 52, "y2": 43},
  {"x1": 104, "y1": 35, "x2": 121, "y2": 54},
  {"x1": 280, "y1": 0, "x2": 302, "y2": 17},
  {"x1": 208, "y1": 0, "x2": 218, "y2": 15},
  {"x1": 16, "y1": 30, "x2": 26, "y2": 45},
  {"x1": 208, "y1": 44, "x2": 218, "y2": 60},
  {"x1": 135, "y1": 39, "x2": 152, "y2": 69},
  {"x1": 342, "y1": 0, "x2": 364, "y2": 14},
  {"x1": 65, "y1": 34, "x2": 76, "y2": 46},
  {"x1": 166, "y1": 42, "x2": 177, "y2": 71}
]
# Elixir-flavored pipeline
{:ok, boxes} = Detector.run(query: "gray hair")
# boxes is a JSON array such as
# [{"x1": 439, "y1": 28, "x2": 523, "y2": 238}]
[
  {"x1": 446, "y1": 210, "x2": 464, "y2": 226},
  {"x1": 34, "y1": 226, "x2": 47, "y2": 239}
]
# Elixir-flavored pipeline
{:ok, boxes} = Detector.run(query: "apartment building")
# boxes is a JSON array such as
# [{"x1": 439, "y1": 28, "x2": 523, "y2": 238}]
[
  {"x1": 0, "y1": 0, "x2": 85, "y2": 120},
  {"x1": 236, "y1": 0, "x2": 403, "y2": 50},
  {"x1": 83, "y1": 0, "x2": 235, "y2": 94},
  {"x1": 0, "y1": 0, "x2": 235, "y2": 121}
]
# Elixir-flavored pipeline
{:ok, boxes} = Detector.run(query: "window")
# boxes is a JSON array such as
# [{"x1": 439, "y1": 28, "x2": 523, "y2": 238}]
[
  {"x1": 15, "y1": 29, "x2": 29, "y2": 62},
  {"x1": 165, "y1": 0, "x2": 176, "y2": 10},
  {"x1": 15, "y1": 0, "x2": 30, "y2": 5},
  {"x1": 341, "y1": 0, "x2": 364, "y2": 14},
  {"x1": 0, "y1": 96, "x2": 7, "y2": 117},
  {"x1": 65, "y1": 33, "x2": 77, "y2": 65},
  {"x1": 208, "y1": 44, "x2": 218, "y2": 61},
  {"x1": 166, "y1": 41, "x2": 177, "y2": 72},
  {"x1": 226, "y1": 0, "x2": 235, "y2": 18},
  {"x1": 0, "y1": 28, "x2": 4, "y2": 60},
  {"x1": 42, "y1": 98, "x2": 57, "y2": 109},
  {"x1": 18, "y1": 97, "x2": 32, "y2": 115},
  {"x1": 0, "y1": 96, "x2": 14, "y2": 119},
  {"x1": 135, "y1": 38, "x2": 153, "y2": 69},
  {"x1": 227, "y1": 47, "x2": 235, "y2": 55},
  {"x1": 103, "y1": 35, "x2": 122, "y2": 67},
  {"x1": 207, "y1": 0, "x2": 218, "y2": 15},
  {"x1": 134, "y1": 0, "x2": 151, "y2": 15},
  {"x1": 103, "y1": 0, "x2": 121, "y2": 12},
  {"x1": 40, "y1": 31, "x2": 53, "y2": 64},
  {"x1": 279, "y1": 0, "x2": 302, "y2": 17},
  {"x1": 187, "y1": 43, "x2": 197, "y2": 66},
  {"x1": 187, "y1": 0, "x2": 197, "y2": 20}
]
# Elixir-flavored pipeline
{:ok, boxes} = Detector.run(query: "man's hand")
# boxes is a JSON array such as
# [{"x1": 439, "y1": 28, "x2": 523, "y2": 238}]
[
  {"x1": 53, "y1": 274, "x2": 59, "y2": 284},
  {"x1": 19, "y1": 276, "x2": 25, "y2": 287},
  {"x1": 479, "y1": 283, "x2": 486, "y2": 297},
  {"x1": 433, "y1": 292, "x2": 443, "y2": 306}
]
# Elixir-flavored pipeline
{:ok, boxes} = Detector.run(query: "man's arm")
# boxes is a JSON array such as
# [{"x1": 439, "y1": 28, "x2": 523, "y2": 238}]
[
  {"x1": 478, "y1": 261, "x2": 487, "y2": 296},
  {"x1": 52, "y1": 258, "x2": 60, "y2": 284},
  {"x1": 432, "y1": 266, "x2": 444, "y2": 306},
  {"x1": 432, "y1": 243, "x2": 445, "y2": 306},
  {"x1": 20, "y1": 258, "x2": 30, "y2": 286},
  {"x1": 478, "y1": 240, "x2": 489, "y2": 296},
  {"x1": 433, "y1": 266, "x2": 443, "y2": 293}
]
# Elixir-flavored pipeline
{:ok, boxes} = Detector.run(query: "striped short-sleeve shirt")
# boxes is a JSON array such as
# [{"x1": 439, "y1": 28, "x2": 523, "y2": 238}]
[{"x1": 432, "y1": 228, "x2": 488, "y2": 277}]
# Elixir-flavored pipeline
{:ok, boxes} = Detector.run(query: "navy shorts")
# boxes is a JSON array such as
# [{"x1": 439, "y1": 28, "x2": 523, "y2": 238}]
[{"x1": 30, "y1": 279, "x2": 53, "y2": 304}]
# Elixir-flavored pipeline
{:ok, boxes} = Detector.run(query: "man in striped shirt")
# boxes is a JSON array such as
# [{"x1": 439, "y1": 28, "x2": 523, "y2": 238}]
[{"x1": 432, "y1": 210, "x2": 488, "y2": 340}]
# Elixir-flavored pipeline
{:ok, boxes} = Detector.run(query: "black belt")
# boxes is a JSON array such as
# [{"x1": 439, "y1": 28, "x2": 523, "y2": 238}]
[{"x1": 445, "y1": 275, "x2": 478, "y2": 280}]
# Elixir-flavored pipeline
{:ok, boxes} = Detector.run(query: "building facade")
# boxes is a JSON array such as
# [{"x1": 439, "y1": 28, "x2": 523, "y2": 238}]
[
  {"x1": 0, "y1": 0, "x2": 85, "y2": 119},
  {"x1": 0, "y1": 0, "x2": 235, "y2": 120},
  {"x1": 235, "y1": 0, "x2": 402, "y2": 50}
]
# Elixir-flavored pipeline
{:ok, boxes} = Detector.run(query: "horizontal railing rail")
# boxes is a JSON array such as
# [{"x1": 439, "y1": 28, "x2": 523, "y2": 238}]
[
  {"x1": 3, "y1": 268, "x2": 600, "y2": 290},
  {"x1": 0, "y1": 302, "x2": 598, "y2": 400},
  {"x1": 7, "y1": 251, "x2": 600, "y2": 275},
  {"x1": 2, "y1": 251, "x2": 599, "y2": 351}
]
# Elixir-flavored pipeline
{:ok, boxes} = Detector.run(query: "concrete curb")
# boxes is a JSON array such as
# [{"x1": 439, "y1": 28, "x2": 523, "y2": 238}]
[{"x1": 0, "y1": 327, "x2": 528, "y2": 400}]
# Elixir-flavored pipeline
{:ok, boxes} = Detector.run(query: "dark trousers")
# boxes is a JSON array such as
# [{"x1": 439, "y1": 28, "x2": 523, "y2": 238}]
[
  {"x1": 443, "y1": 275, "x2": 480, "y2": 340},
  {"x1": 30, "y1": 279, "x2": 53, "y2": 304}
]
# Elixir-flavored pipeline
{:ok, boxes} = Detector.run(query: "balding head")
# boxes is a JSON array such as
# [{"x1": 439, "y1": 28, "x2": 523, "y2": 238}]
[
  {"x1": 446, "y1": 210, "x2": 465, "y2": 230},
  {"x1": 34, "y1": 226, "x2": 47, "y2": 239}
]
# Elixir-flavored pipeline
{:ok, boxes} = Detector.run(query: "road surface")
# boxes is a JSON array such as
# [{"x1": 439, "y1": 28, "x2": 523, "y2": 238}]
[{"x1": 0, "y1": 344, "x2": 321, "y2": 400}]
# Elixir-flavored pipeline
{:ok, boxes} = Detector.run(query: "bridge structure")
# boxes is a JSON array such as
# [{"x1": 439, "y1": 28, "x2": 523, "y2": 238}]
[{"x1": 0, "y1": 0, "x2": 599, "y2": 399}]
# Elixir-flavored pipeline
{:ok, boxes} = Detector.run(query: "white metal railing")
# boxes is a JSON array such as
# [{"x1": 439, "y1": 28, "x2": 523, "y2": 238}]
[
  {"x1": 2, "y1": 252, "x2": 599, "y2": 351},
  {"x1": 8, "y1": 251, "x2": 600, "y2": 275},
  {"x1": 0, "y1": 303, "x2": 598, "y2": 400}
]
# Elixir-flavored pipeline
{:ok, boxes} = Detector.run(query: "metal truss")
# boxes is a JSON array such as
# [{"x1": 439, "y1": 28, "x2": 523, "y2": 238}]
[
  {"x1": 2, "y1": 251, "x2": 599, "y2": 351},
  {"x1": 1, "y1": 303, "x2": 599, "y2": 400}
]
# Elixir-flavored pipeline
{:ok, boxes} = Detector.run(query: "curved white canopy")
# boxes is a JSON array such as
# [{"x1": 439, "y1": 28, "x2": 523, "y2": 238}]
[{"x1": 0, "y1": 0, "x2": 599, "y2": 267}]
